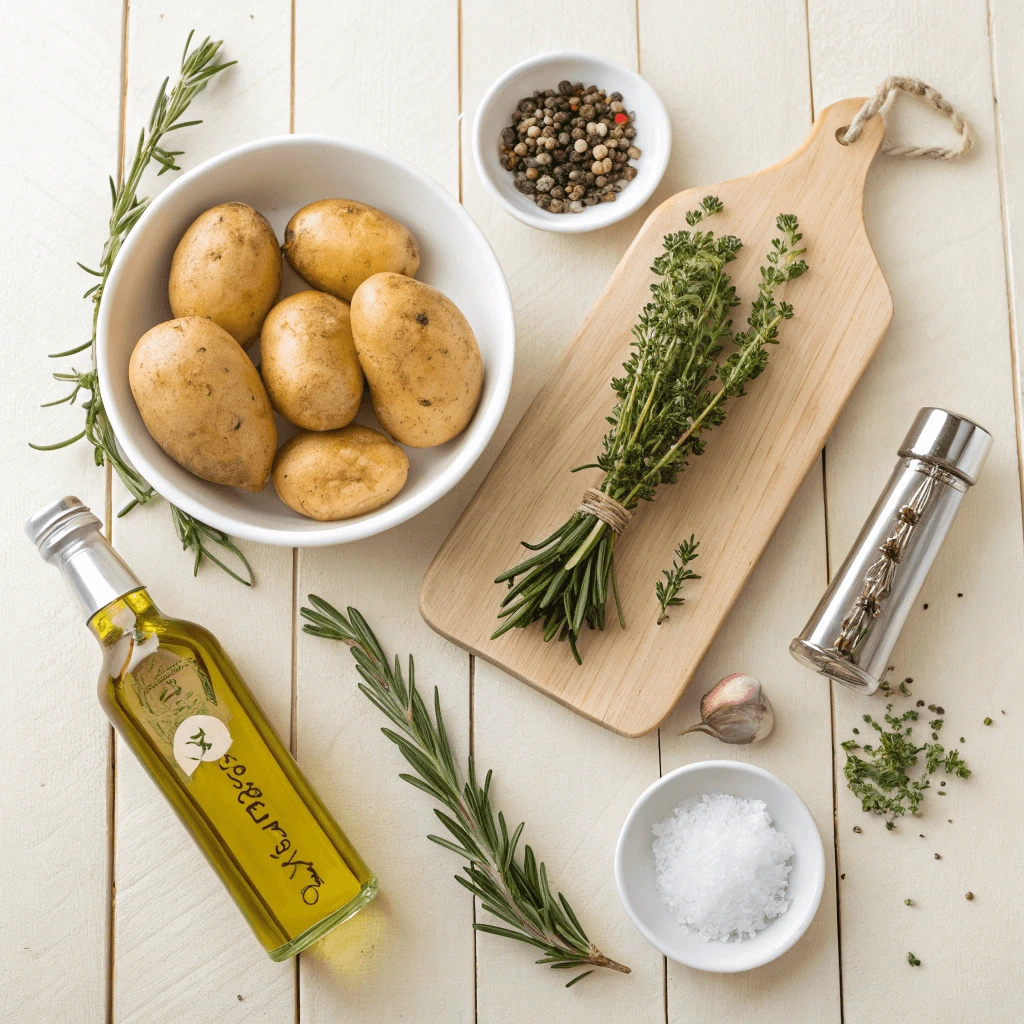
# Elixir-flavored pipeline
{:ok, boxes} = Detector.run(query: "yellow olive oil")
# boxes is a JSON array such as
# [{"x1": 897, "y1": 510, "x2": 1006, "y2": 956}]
[{"x1": 28, "y1": 497, "x2": 376, "y2": 960}]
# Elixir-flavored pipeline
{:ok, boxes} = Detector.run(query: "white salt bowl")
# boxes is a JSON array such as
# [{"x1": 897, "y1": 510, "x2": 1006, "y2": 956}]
[{"x1": 615, "y1": 760, "x2": 825, "y2": 972}]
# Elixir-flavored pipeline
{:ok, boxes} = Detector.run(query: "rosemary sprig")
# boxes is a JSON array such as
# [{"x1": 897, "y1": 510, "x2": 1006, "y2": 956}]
[
  {"x1": 655, "y1": 536, "x2": 700, "y2": 624},
  {"x1": 493, "y1": 198, "x2": 807, "y2": 661},
  {"x1": 32, "y1": 31, "x2": 250, "y2": 585},
  {"x1": 301, "y1": 596, "x2": 630, "y2": 987},
  {"x1": 841, "y1": 701, "x2": 971, "y2": 828}
]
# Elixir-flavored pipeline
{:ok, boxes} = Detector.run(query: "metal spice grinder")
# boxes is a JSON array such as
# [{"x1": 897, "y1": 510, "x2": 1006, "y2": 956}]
[{"x1": 790, "y1": 407, "x2": 991, "y2": 695}]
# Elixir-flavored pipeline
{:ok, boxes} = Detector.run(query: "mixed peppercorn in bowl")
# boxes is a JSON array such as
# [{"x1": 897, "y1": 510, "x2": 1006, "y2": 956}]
[{"x1": 473, "y1": 51, "x2": 671, "y2": 234}]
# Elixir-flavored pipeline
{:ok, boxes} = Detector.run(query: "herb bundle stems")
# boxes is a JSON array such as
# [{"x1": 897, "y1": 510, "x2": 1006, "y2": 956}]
[{"x1": 493, "y1": 198, "x2": 807, "y2": 661}]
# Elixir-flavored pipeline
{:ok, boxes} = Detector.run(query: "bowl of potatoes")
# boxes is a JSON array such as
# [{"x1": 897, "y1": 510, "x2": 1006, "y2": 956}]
[{"x1": 97, "y1": 135, "x2": 515, "y2": 546}]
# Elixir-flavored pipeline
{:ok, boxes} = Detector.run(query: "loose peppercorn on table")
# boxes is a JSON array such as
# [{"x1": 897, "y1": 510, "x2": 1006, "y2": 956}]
[{"x1": 4, "y1": 2, "x2": 1024, "y2": 1022}]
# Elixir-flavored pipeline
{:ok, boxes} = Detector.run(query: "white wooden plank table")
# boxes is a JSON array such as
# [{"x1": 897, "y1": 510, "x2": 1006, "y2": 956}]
[{"x1": 3, "y1": 1, "x2": 1022, "y2": 1021}]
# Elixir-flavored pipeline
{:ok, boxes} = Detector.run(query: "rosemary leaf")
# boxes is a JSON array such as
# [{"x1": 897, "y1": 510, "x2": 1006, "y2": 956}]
[
  {"x1": 34, "y1": 31, "x2": 247, "y2": 584},
  {"x1": 301, "y1": 595, "x2": 630, "y2": 987}
]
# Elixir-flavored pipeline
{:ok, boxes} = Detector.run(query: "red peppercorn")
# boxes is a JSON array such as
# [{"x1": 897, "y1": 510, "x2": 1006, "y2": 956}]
[{"x1": 614, "y1": 112, "x2": 629, "y2": 124}]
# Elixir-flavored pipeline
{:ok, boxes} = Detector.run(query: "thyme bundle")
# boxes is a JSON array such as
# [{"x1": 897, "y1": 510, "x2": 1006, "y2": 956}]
[
  {"x1": 301, "y1": 596, "x2": 629, "y2": 986},
  {"x1": 31, "y1": 32, "x2": 251, "y2": 585},
  {"x1": 493, "y1": 198, "x2": 807, "y2": 661}
]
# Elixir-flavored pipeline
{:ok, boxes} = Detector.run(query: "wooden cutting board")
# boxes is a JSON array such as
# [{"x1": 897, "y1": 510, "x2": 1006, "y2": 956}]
[{"x1": 420, "y1": 98, "x2": 892, "y2": 737}]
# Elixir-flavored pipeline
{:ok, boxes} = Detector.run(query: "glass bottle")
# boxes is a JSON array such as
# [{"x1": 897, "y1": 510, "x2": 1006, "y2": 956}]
[{"x1": 27, "y1": 496, "x2": 377, "y2": 960}]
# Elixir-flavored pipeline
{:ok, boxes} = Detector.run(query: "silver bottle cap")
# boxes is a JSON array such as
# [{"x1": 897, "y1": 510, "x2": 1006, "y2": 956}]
[
  {"x1": 26, "y1": 496, "x2": 142, "y2": 619},
  {"x1": 898, "y1": 408, "x2": 991, "y2": 485},
  {"x1": 26, "y1": 496, "x2": 103, "y2": 560}
]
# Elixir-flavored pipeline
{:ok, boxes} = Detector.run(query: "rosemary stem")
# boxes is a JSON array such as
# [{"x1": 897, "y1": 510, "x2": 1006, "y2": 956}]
[{"x1": 563, "y1": 518, "x2": 607, "y2": 571}]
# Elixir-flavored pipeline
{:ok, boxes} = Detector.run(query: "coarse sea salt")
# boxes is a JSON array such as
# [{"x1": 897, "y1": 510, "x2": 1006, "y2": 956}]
[{"x1": 652, "y1": 793, "x2": 794, "y2": 942}]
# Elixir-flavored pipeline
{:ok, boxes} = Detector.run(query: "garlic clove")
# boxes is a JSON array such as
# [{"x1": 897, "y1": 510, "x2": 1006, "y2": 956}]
[{"x1": 681, "y1": 672, "x2": 774, "y2": 744}]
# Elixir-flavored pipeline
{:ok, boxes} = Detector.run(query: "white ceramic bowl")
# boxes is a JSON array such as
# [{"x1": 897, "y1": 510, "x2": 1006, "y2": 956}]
[
  {"x1": 472, "y1": 51, "x2": 670, "y2": 233},
  {"x1": 98, "y1": 135, "x2": 514, "y2": 547},
  {"x1": 615, "y1": 760, "x2": 825, "y2": 972}
]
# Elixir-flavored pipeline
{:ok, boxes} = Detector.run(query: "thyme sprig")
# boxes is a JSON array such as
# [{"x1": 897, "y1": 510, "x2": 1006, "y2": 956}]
[
  {"x1": 301, "y1": 596, "x2": 630, "y2": 987},
  {"x1": 655, "y1": 536, "x2": 700, "y2": 624},
  {"x1": 32, "y1": 32, "x2": 250, "y2": 585},
  {"x1": 842, "y1": 701, "x2": 971, "y2": 828},
  {"x1": 493, "y1": 198, "x2": 807, "y2": 661}
]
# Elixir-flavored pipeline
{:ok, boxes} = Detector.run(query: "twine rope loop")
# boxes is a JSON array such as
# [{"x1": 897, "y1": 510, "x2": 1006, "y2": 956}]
[
  {"x1": 842, "y1": 75, "x2": 974, "y2": 160},
  {"x1": 578, "y1": 488, "x2": 632, "y2": 534}
]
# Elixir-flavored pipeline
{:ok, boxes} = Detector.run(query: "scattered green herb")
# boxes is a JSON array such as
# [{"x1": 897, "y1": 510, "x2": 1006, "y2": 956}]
[
  {"x1": 301, "y1": 595, "x2": 629, "y2": 987},
  {"x1": 907, "y1": 952, "x2": 921, "y2": 967},
  {"x1": 32, "y1": 32, "x2": 249, "y2": 584},
  {"x1": 842, "y1": 701, "x2": 971, "y2": 828},
  {"x1": 493, "y1": 198, "x2": 807, "y2": 662},
  {"x1": 655, "y1": 536, "x2": 701, "y2": 624}
]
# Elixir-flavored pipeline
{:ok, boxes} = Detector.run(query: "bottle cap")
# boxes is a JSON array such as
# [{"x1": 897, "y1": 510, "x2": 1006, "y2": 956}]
[
  {"x1": 26, "y1": 496, "x2": 102, "y2": 561},
  {"x1": 26, "y1": 496, "x2": 141, "y2": 619},
  {"x1": 898, "y1": 408, "x2": 991, "y2": 485}
]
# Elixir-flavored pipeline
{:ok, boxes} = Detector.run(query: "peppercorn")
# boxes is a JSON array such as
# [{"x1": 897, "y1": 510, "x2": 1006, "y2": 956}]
[{"x1": 497, "y1": 81, "x2": 642, "y2": 213}]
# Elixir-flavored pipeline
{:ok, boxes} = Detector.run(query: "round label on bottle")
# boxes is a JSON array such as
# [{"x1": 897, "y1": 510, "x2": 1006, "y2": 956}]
[{"x1": 173, "y1": 715, "x2": 233, "y2": 776}]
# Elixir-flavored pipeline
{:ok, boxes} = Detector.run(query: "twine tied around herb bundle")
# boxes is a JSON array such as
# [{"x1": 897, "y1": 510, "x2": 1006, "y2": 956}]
[
  {"x1": 841, "y1": 75, "x2": 974, "y2": 160},
  {"x1": 578, "y1": 487, "x2": 632, "y2": 534}
]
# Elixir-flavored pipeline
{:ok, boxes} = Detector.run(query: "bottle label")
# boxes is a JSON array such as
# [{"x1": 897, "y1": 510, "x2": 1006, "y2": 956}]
[
  {"x1": 127, "y1": 647, "x2": 218, "y2": 744},
  {"x1": 173, "y1": 715, "x2": 233, "y2": 776}
]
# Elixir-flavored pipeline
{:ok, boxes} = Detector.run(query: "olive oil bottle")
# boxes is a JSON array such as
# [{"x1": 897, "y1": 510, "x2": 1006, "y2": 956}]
[{"x1": 28, "y1": 497, "x2": 377, "y2": 960}]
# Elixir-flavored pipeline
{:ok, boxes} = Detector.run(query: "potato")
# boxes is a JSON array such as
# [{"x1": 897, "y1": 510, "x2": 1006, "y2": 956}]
[
  {"x1": 272, "y1": 425, "x2": 409, "y2": 520},
  {"x1": 129, "y1": 317, "x2": 277, "y2": 492},
  {"x1": 350, "y1": 273, "x2": 483, "y2": 448},
  {"x1": 282, "y1": 199, "x2": 419, "y2": 302},
  {"x1": 169, "y1": 202, "x2": 282, "y2": 348},
  {"x1": 260, "y1": 290, "x2": 364, "y2": 431}
]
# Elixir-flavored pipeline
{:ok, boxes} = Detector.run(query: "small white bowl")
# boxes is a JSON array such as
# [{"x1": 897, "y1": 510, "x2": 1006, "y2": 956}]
[
  {"x1": 615, "y1": 760, "x2": 825, "y2": 972},
  {"x1": 472, "y1": 51, "x2": 671, "y2": 233},
  {"x1": 98, "y1": 135, "x2": 515, "y2": 547}
]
